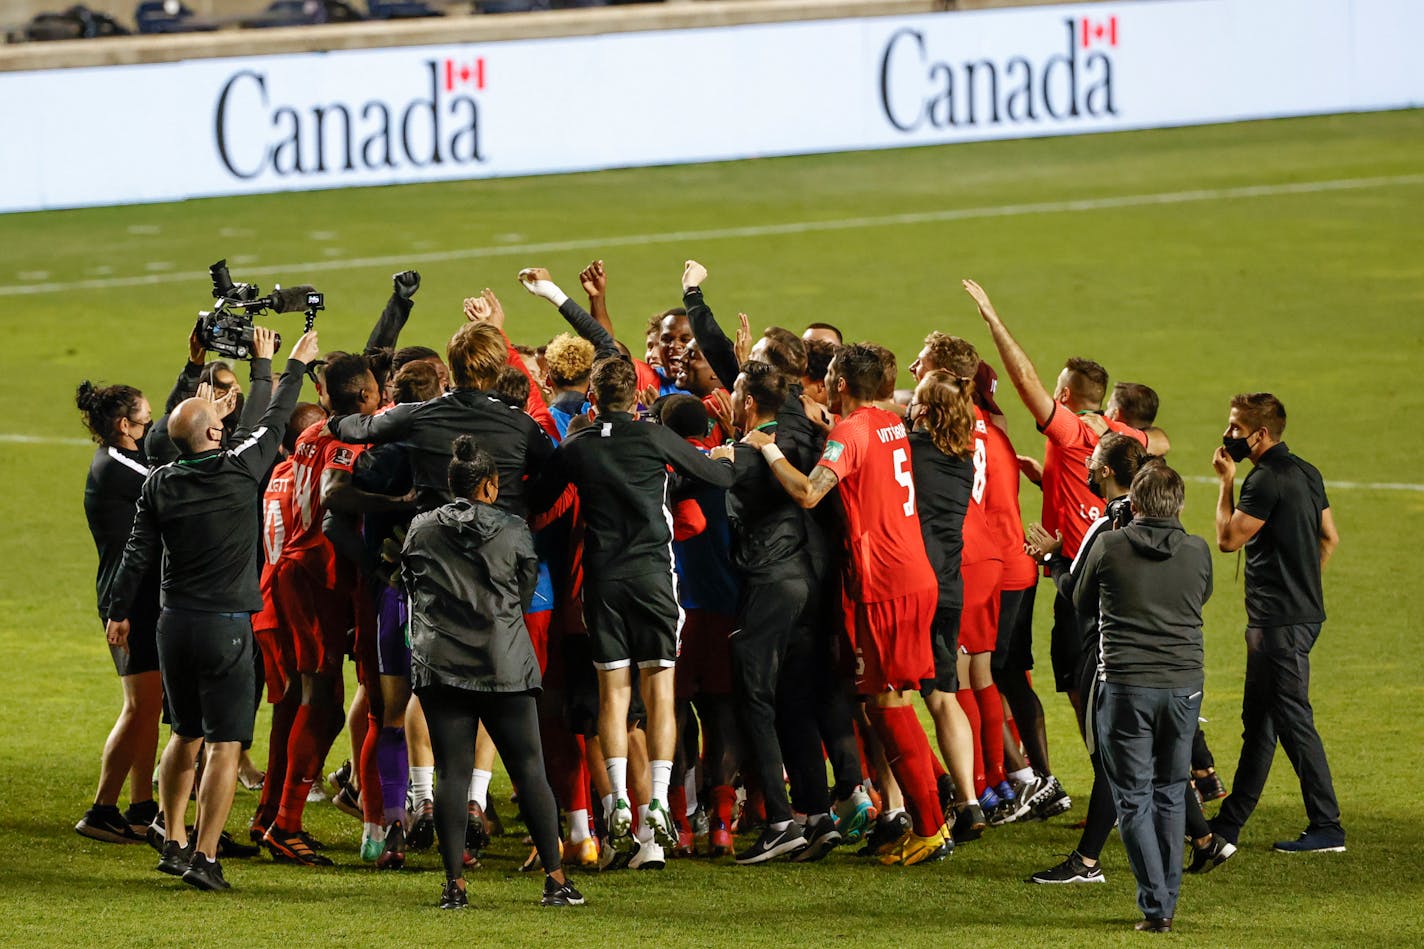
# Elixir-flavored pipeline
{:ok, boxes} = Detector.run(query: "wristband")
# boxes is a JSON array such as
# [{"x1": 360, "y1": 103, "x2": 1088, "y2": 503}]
[
  {"x1": 761, "y1": 444, "x2": 785, "y2": 465},
  {"x1": 525, "y1": 278, "x2": 568, "y2": 307}
]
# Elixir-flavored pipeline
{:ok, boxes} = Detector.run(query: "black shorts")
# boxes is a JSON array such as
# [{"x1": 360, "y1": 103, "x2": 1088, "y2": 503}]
[
  {"x1": 992, "y1": 584, "x2": 1036, "y2": 675},
  {"x1": 563, "y1": 635, "x2": 646, "y2": 735},
  {"x1": 107, "y1": 603, "x2": 160, "y2": 677},
  {"x1": 156, "y1": 608, "x2": 258, "y2": 744},
  {"x1": 920, "y1": 605, "x2": 961, "y2": 697},
  {"x1": 1049, "y1": 590, "x2": 1082, "y2": 693},
  {"x1": 584, "y1": 574, "x2": 680, "y2": 671}
]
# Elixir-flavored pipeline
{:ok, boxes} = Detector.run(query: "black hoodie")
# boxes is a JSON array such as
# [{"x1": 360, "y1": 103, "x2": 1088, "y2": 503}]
[{"x1": 1072, "y1": 515, "x2": 1212, "y2": 690}]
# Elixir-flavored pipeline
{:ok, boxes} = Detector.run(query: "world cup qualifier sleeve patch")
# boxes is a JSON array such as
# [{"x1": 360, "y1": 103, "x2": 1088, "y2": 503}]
[{"x1": 821, "y1": 440, "x2": 846, "y2": 463}]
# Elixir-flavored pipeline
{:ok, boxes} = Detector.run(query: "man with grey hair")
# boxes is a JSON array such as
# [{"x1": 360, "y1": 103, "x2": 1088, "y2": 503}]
[{"x1": 1072, "y1": 461, "x2": 1212, "y2": 934}]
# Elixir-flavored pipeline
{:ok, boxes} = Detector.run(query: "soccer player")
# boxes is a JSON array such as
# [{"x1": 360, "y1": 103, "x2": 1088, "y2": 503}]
[
  {"x1": 802, "y1": 322, "x2": 844, "y2": 346},
  {"x1": 744, "y1": 344, "x2": 948, "y2": 865},
  {"x1": 530, "y1": 357, "x2": 735, "y2": 867},
  {"x1": 74, "y1": 380, "x2": 162, "y2": 844},
  {"x1": 104, "y1": 328, "x2": 319, "y2": 890},
  {"x1": 1210, "y1": 392, "x2": 1344, "y2": 853}
]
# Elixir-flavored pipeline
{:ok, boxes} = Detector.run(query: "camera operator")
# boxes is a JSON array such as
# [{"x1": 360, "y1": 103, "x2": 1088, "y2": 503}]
[
  {"x1": 147, "y1": 329, "x2": 275, "y2": 468},
  {"x1": 103, "y1": 327, "x2": 321, "y2": 891}
]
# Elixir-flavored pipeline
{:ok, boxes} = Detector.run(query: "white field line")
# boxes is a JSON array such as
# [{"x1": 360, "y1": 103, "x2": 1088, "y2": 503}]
[
  {"x1": 5, "y1": 433, "x2": 1420, "y2": 493},
  {"x1": 3, "y1": 173, "x2": 1422, "y2": 298}
]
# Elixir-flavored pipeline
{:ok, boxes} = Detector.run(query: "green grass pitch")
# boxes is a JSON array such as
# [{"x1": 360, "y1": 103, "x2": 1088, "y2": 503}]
[{"x1": 1, "y1": 109, "x2": 1422, "y2": 946}]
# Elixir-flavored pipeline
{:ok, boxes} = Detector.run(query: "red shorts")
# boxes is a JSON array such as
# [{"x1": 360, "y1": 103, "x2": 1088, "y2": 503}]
[
  {"x1": 675, "y1": 609, "x2": 735, "y2": 699},
  {"x1": 274, "y1": 559, "x2": 351, "y2": 676},
  {"x1": 525, "y1": 610, "x2": 552, "y2": 676},
  {"x1": 850, "y1": 587, "x2": 936, "y2": 695},
  {"x1": 959, "y1": 558, "x2": 1005, "y2": 654}
]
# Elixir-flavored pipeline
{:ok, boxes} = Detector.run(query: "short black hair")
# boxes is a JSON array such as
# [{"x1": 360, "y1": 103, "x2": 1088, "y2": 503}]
[
  {"x1": 803, "y1": 338, "x2": 837, "y2": 383},
  {"x1": 448, "y1": 435, "x2": 497, "y2": 500},
  {"x1": 492, "y1": 365, "x2": 531, "y2": 409},
  {"x1": 658, "y1": 394, "x2": 710, "y2": 440},
  {"x1": 1065, "y1": 357, "x2": 1109, "y2": 407},
  {"x1": 325, "y1": 353, "x2": 374, "y2": 416},
  {"x1": 1111, "y1": 382, "x2": 1160, "y2": 428},
  {"x1": 805, "y1": 321, "x2": 843, "y2": 344},
  {"x1": 591, "y1": 356, "x2": 637, "y2": 412},
  {"x1": 392, "y1": 345, "x2": 440, "y2": 372},
  {"x1": 741, "y1": 360, "x2": 787, "y2": 416},
  {"x1": 834, "y1": 344, "x2": 887, "y2": 402}
]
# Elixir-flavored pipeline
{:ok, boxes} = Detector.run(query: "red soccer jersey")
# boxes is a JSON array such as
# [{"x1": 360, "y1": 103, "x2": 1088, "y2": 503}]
[
  {"x1": 261, "y1": 457, "x2": 296, "y2": 573},
  {"x1": 280, "y1": 421, "x2": 366, "y2": 589},
  {"x1": 1038, "y1": 405, "x2": 1148, "y2": 559},
  {"x1": 817, "y1": 406, "x2": 937, "y2": 603},
  {"x1": 978, "y1": 410, "x2": 1038, "y2": 589},
  {"x1": 962, "y1": 410, "x2": 1001, "y2": 567}
]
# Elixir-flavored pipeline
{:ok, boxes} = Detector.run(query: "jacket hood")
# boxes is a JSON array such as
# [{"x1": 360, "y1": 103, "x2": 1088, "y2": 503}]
[
  {"x1": 433, "y1": 498, "x2": 504, "y2": 542},
  {"x1": 1124, "y1": 516, "x2": 1187, "y2": 561}
]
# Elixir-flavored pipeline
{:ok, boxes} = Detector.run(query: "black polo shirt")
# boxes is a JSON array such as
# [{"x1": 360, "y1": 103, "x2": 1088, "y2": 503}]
[{"x1": 1236, "y1": 442, "x2": 1329, "y2": 627}]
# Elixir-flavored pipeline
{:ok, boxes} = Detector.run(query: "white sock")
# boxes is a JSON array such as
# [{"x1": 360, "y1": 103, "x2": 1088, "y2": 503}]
[
  {"x1": 1009, "y1": 767, "x2": 1035, "y2": 785},
  {"x1": 569, "y1": 808, "x2": 591, "y2": 843},
  {"x1": 808, "y1": 812, "x2": 828, "y2": 827},
  {"x1": 409, "y1": 766, "x2": 434, "y2": 804},
  {"x1": 637, "y1": 804, "x2": 652, "y2": 843},
  {"x1": 469, "y1": 768, "x2": 493, "y2": 809},
  {"x1": 606, "y1": 757, "x2": 628, "y2": 802},
  {"x1": 650, "y1": 759, "x2": 673, "y2": 808},
  {"x1": 887, "y1": 807, "x2": 906, "y2": 819},
  {"x1": 770, "y1": 819, "x2": 792, "y2": 833},
  {"x1": 601, "y1": 793, "x2": 615, "y2": 822},
  {"x1": 362, "y1": 821, "x2": 386, "y2": 844},
  {"x1": 683, "y1": 770, "x2": 699, "y2": 815}
]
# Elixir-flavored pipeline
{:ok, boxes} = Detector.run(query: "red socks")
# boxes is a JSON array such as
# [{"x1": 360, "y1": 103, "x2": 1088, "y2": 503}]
[
  {"x1": 976, "y1": 684, "x2": 1007, "y2": 788},
  {"x1": 358, "y1": 709, "x2": 384, "y2": 824},
  {"x1": 276, "y1": 704, "x2": 320, "y2": 830},
  {"x1": 956, "y1": 689, "x2": 987, "y2": 796},
  {"x1": 255, "y1": 694, "x2": 298, "y2": 829},
  {"x1": 866, "y1": 704, "x2": 943, "y2": 838}
]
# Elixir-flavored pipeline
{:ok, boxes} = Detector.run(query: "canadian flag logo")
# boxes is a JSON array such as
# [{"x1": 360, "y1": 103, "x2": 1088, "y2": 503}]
[
  {"x1": 443, "y1": 58, "x2": 486, "y2": 93},
  {"x1": 1080, "y1": 15, "x2": 1118, "y2": 48}
]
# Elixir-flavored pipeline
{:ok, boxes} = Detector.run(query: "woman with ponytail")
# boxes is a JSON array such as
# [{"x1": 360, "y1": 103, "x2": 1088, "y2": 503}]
[{"x1": 74, "y1": 380, "x2": 164, "y2": 844}]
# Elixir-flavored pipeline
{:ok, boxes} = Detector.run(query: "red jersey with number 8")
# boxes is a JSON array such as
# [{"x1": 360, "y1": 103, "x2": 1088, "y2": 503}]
[{"x1": 817, "y1": 406, "x2": 937, "y2": 603}]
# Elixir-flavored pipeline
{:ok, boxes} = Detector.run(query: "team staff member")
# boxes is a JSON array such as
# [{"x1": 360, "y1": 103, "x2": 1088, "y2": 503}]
[
  {"x1": 104, "y1": 327, "x2": 319, "y2": 891},
  {"x1": 1210, "y1": 392, "x2": 1345, "y2": 853}
]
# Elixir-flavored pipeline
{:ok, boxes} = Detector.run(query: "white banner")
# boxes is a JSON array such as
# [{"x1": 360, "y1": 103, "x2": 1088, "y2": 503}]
[{"x1": 2, "y1": 0, "x2": 1420, "y2": 212}]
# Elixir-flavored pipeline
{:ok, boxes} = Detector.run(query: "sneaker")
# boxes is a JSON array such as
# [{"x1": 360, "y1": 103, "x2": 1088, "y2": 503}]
[
  {"x1": 122, "y1": 800, "x2": 159, "y2": 835},
  {"x1": 377, "y1": 822, "x2": 406, "y2": 870},
  {"x1": 644, "y1": 800, "x2": 678, "y2": 849},
  {"x1": 1026, "y1": 775, "x2": 1073, "y2": 820},
  {"x1": 146, "y1": 816, "x2": 167, "y2": 853},
  {"x1": 879, "y1": 823, "x2": 950, "y2": 866},
  {"x1": 793, "y1": 817, "x2": 843, "y2": 862},
  {"x1": 1029, "y1": 850, "x2": 1105, "y2": 884},
  {"x1": 1273, "y1": 829, "x2": 1346, "y2": 853},
  {"x1": 834, "y1": 786, "x2": 876, "y2": 845},
  {"x1": 76, "y1": 805, "x2": 144, "y2": 844},
  {"x1": 541, "y1": 875, "x2": 586, "y2": 907},
  {"x1": 439, "y1": 880, "x2": 468, "y2": 910},
  {"x1": 736, "y1": 823, "x2": 807, "y2": 865},
  {"x1": 607, "y1": 798, "x2": 633, "y2": 841},
  {"x1": 327, "y1": 760, "x2": 353, "y2": 797},
  {"x1": 217, "y1": 830, "x2": 260, "y2": 859},
  {"x1": 1194, "y1": 770, "x2": 1228, "y2": 802},
  {"x1": 598, "y1": 835, "x2": 634, "y2": 872},
  {"x1": 629, "y1": 838, "x2": 667, "y2": 870},
  {"x1": 182, "y1": 855, "x2": 231, "y2": 891},
  {"x1": 859, "y1": 812, "x2": 911, "y2": 857},
  {"x1": 462, "y1": 848, "x2": 481, "y2": 869},
  {"x1": 331, "y1": 784, "x2": 363, "y2": 821},
  {"x1": 1011, "y1": 775, "x2": 1047, "y2": 820},
  {"x1": 466, "y1": 801, "x2": 490, "y2": 854},
  {"x1": 564, "y1": 837, "x2": 599, "y2": 869},
  {"x1": 989, "y1": 781, "x2": 1021, "y2": 825},
  {"x1": 518, "y1": 846, "x2": 542, "y2": 873},
  {"x1": 263, "y1": 826, "x2": 334, "y2": 866},
  {"x1": 1135, "y1": 917, "x2": 1172, "y2": 933},
  {"x1": 306, "y1": 785, "x2": 328, "y2": 804},
  {"x1": 1188, "y1": 834, "x2": 1237, "y2": 873},
  {"x1": 950, "y1": 802, "x2": 987, "y2": 844},
  {"x1": 157, "y1": 838, "x2": 195, "y2": 876},
  {"x1": 406, "y1": 798, "x2": 435, "y2": 851}
]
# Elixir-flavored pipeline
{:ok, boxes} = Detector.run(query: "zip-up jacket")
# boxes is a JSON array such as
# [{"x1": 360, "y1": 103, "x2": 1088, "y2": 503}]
[
  {"x1": 728, "y1": 424, "x2": 809, "y2": 582},
  {"x1": 84, "y1": 441, "x2": 158, "y2": 622}
]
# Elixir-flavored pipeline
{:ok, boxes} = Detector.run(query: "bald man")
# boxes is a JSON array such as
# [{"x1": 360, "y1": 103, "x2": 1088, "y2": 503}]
[{"x1": 105, "y1": 328, "x2": 320, "y2": 891}]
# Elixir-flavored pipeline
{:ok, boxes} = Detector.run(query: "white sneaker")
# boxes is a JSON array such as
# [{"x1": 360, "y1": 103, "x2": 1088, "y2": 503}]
[{"x1": 629, "y1": 838, "x2": 666, "y2": 870}]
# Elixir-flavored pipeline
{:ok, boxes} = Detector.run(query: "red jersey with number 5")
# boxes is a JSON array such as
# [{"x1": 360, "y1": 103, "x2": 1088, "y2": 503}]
[
  {"x1": 279, "y1": 421, "x2": 366, "y2": 589},
  {"x1": 817, "y1": 406, "x2": 937, "y2": 603}
]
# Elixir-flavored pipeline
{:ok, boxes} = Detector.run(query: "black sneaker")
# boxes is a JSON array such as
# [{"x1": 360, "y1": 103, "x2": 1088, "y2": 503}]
[
  {"x1": 1273, "y1": 828, "x2": 1346, "y2": 853},
  {"x1": 1028, "y1": 850, "x2": 1105, "y2": 884},
  {"x1": 75, "y1": 804, "x2": 145, "y2": 844},
  {"x1": 792, "y1": 817, "x2": 843, "y2": 862},
  {"x1": 217, "y1": 830, "x2": 260, "y2": 859},
  {"x1": 1026, "y1": 776, "x2": 1073, "y2": 820},
  {"x1": 936, "y1": 773, "x2": 958, "y2": 824},
  {"x1": 182, "y1": 854, "x2": 231, "y2": 891},
  {"x1": 1188, "y1": 834, "x2": 1238, "y2": 874},
  {"x1": 122, "y1": 800, "x2": 159, "y2": 835},
  {"x1": 541, "y1": 875, "x2": 586, "y2": 907},
  {"x1": 858, "y1": 811, "x2": 911, "y2": 856},
  {"x1": 331, "y1": 784, "x2": 363, "y2": 821},
  {"x1": 951, "y1": 802, "x2": 987, "y2": 844},
  {"x1": 736, "y1": 823, "x2": 808, "y2": 865},
  {"x1": 1193, "y1": 770, "x2": 1228, "y2": 802},
  {"x1": 157, "y1": 838, "x2": 195, "y2": 876},
  {"x1": 439, "y1": 880, "x2": 469, "y2": 910},
  {"x1": 145, "y1": 813, "x2": 167, "y2": 853}
]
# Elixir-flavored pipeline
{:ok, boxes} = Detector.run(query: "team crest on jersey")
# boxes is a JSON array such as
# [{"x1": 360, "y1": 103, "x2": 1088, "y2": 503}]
[
  {"x1": 821, "y1": 440, "x2": 845, "y2": 463},
  {"x1": 332, "y1": 448, "x2": 354, "y2": 466}
]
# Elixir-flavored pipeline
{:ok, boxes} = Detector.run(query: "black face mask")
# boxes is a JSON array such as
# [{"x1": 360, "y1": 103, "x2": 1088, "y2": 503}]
[
  {"x1": 1086, "y1": 472, "x2": 1106, "y2": 500},
  {"x1": 1222, "y1": 434, "x2": 1253, "y2": 463}
]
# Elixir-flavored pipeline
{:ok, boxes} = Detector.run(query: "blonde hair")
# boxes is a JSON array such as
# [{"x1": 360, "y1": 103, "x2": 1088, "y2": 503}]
[
  {"x1": 916, "y1": 370, "x2": 975, "y2": 458},
  {"x1": 447, "y1": 323, "x2": 507, "y2": 391},
  {"x1": 544, "y1": 333, "x2": 595, "y2": 388}
]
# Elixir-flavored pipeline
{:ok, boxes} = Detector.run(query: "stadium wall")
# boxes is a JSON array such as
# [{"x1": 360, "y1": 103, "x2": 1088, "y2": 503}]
[{"x1": 3, "y1": 0, "x2": 1420, "y2": 213}]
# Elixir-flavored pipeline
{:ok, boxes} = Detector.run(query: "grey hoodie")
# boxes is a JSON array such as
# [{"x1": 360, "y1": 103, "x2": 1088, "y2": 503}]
[
  {"x1": 1072, "y1": 516, "x2": 1212, "y2": 690},
  {"x1": 401, "y1": 498, "x2": 540, "y2": 694}
]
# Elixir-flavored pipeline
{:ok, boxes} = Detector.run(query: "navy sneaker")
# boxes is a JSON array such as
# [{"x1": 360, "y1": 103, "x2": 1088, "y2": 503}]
[{"x1": 1273, "y1": 829, "x2": 1346, "y2": 853}]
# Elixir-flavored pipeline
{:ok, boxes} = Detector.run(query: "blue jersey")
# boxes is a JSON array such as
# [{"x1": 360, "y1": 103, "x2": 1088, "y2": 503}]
[{"x1": 672, "y1": 482, "x2": 742, "y2": 613}]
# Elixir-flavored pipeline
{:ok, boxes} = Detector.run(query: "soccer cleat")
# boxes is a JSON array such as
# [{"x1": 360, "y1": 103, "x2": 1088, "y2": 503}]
[
  {"x1": 629, "y1": 838, "x2": 667, "y2": 871},
  {"x1": 936, "y1": 773, "x2": 958, "y2": 824},
  {"x1": 361, "y1": 831, "x2": 385, "y2": 863},
  {"x1": 377, "y1": 821, "x2": 406, "y2": 870},
  {"x1": 123, "y1": 800, "x2": 159, "y2": 836},
  {"x1": 1188, "y1": 834, "x2": 1237, "y2": 874},
  {"x1": 76, "y1": 805, "x2": 145, "y2": 844},
  {"x1": 676, "y1": 827, "x2": 696, "y2": 858},
  {"x1": 331, "y1": 784, "x2": 363, "y2": 821},
  {"x1": 157, "y1": 838, "x2": 195, "y2": 876},
  {"x1": 1194, "y1": 769, "x2": 1228, "y2": 802},
  {"x1": 217, "y1": 830, "x2": 260, "y2": 859},
  {"x1": 1273, "y1": 829, "x2": 1346, "y2": 853},
  {"x1": 518, "y1": 846, "x2": 542, "y2": 873},
  {"x1": 859, "y1": 812, "x2": 911, "y2": 857},
  {"x1": 951, "y1": 802, "x2": 987, "y2": 844},
  {"x1": 988, "y1": 782, "x2": 1020, "y2": 826},
  {"x1": 1029, "y1": 851, "x2": 1106, "y2": 884},
  {"x1": 736, "y1": 823, "x2": 808, "y2": 865},
  {"x1": 1011, "y1": 775, "x2": 1047, "y2": 821},
  {"x1": 263, "y1": 827, "x2": 334, "y2": 866},
  {"x1": 607, "y1": 798, "x2": 634, "y2": 841},
  {"x1": 690, "y1": 805, "x2": 710, "y2": 839},
  {"x1": 644, "y1": 800, "x2": 678, "y2": 849},
  {"x1": 793, "y1": 817, "x2": 843, "y2": 862},
  {"x1": 598, "y1": 836, "x2": 634, "y2": 872},
  {"x1": 406, "y1": 798, "x2": 435, "y2": 851},
  {"x1": 439, "y1": 880, "x2": 468, "y2": 910},
  {"x1": 466, "y1": 800, "x2": 490, "y2": 854},
  {"x1": 708, "y1": 826, "x2": 733, "y2": 857},
  {"x1": 326, "y1": 759, "x2": 353, "y2": 797},
  {"x1": 835, "y1": 786, "x2": 877, "y2": 845},
  {"x1": 563, "y1": 837, "x2": 599, "y2": 870},
  {"x1": 879, "y1": 824, "x2": 950, "y2": 866},
  {"x1": 182, "y1": 855, "x2": 231, "y2": 891},
  {"x1": 541, "y1": 875, "x2": 586, "y2": 907},
  {"x1": 1026, "y1": 775, "x2": 1072, "y2": 820}
]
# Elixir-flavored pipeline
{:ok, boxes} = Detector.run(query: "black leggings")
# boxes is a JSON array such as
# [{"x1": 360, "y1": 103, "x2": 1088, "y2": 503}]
[{"x1": 416, "y1": 684, "x2": 561, "y2": 881}]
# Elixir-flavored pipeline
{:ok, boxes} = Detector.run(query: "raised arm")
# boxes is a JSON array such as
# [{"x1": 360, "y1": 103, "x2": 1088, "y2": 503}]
[
  {"x1": 230, "y1": 329, "x2": 321, "y2": 480},
  {"x1": 579, "y1": 259, "x2": 615, "y2": 336},
  {"x1": 681, "y1": 260, "x2": 740, "y2": 390},
  {"x1": 232, "y1": 337, "x2": 274, "y2": 440},
  {"x1": 518, "y1": 267, "x2": 618, "y2": 359},
  {"x1": 1211, "y1": 446, "x2": 1266, "y2": 552},
  {"x1": 366, "y1": 270, "x2": 420, "y2": 352},
  {"x1": 963, "y1": 279, "x2": 1055, "y2": 426}
]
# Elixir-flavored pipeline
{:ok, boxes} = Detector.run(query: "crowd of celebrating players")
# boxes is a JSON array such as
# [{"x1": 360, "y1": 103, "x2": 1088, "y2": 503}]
[{"x1": 74, "y1": 257, "x2": 1344, "y2": 929}]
